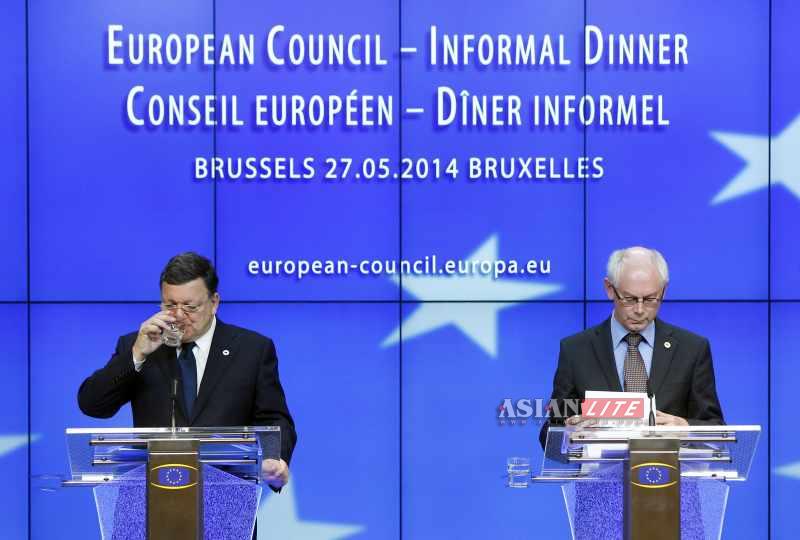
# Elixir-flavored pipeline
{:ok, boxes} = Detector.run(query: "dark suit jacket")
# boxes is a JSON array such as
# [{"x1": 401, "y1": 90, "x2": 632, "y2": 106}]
[
  {"x1": 78, "y1": 319, "x2": 297, "y2": 464},
  {"x1": 539, "y1": 317, "x2": 724, "y2": 448}
]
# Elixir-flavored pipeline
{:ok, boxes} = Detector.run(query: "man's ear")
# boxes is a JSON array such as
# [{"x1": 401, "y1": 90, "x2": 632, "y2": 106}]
[{"x1": 603, "y1": 278, "x2": 615, "y2": 301}]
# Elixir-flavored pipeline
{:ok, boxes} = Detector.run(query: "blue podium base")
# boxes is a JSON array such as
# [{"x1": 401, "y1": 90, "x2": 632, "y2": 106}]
[
  {"x1": 562, "y1": 464, "x2": 729, "y2": 540},
  {"x1": 93, "y1": 464, "x2": 262, "y2": 540}
]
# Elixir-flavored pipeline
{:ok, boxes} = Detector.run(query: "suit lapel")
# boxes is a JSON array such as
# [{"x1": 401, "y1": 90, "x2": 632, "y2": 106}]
[
  {"x1": 190, "y1": 320, "x2": 237, "y2": 423},
  {"x1": 649, "y1": 319, "x2": 676, "y2": 397},
  {"x1": 591, "y1": 319, "x2": 622, "y2": 392}
]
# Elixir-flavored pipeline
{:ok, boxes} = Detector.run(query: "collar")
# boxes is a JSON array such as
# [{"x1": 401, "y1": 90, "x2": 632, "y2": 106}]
[{"x1": 610, "y1": 313, "x2": 655, "y2": 347}]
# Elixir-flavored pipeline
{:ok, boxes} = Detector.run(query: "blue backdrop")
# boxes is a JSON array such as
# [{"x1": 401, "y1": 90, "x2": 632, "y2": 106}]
[{"x1": 1, "y1": 0, "x2": 792, "y2": 538}]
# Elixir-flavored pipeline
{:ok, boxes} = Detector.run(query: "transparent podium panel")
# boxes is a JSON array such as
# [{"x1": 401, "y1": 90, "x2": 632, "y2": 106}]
[
  {"x1": 65, "y1": 426, "x2": 281, "y2": 484},
  {"x1": 541, "y1": 425, "x2": 760, "y2": 481},
  {"x1": 534, "y1": 425, "x2": 760, "y2": 540}
]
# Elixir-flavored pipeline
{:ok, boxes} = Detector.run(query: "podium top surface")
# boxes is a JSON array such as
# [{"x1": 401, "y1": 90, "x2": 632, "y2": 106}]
[
  {"x1": 63, "y1": 426, "x2": 281, "y2": 483},
  {"x1": 66, "y1": 426, "x2": 279, "y2": 435},
  {"x1": 539, "y1": 424, "x2": 761, "y2": 482}
]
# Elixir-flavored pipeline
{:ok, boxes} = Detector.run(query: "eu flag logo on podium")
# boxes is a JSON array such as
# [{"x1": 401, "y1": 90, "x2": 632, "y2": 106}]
[
  {"x1": 151, "y1": 464, "x2": 197, "y2": 490},
  {"x1": 632, "y1": 464, "x2": 677, "y2": 489},
  {"x1": 638, "y1": 465, "x2": 669, "y2": 485}
]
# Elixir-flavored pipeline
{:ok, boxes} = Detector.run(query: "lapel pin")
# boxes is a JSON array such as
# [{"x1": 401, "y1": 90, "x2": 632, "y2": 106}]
[
  {"x1": 222, "y1": 349, "x2": 230, "y2": 356},
  {"x1": 664, "y1": 341, "x2": 671, "y2": 349}
]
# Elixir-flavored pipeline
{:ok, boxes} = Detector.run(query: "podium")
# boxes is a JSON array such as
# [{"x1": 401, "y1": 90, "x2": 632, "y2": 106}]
[
  {"x1": 532, "y1": 425, "x2": 760, "y2": 540},
  {"x1": 61, "y1": 426, "x2": 280, "y2": 540}
]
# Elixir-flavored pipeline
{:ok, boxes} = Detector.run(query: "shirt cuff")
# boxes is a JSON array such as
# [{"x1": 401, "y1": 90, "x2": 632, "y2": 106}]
[{"x1": 132, "y1": 352, "x2": 146, "y2": 372}]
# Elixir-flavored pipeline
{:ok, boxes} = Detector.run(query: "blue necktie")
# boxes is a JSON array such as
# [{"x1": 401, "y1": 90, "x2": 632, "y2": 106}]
[{"x1": 178, "y1": 343, "x2": 197, "y2": 418}]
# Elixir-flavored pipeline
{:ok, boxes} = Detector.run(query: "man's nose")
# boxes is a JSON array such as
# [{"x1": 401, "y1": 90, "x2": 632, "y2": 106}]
[{"x1": 633, "y1": 300, "x2": 645, "y2": 314}]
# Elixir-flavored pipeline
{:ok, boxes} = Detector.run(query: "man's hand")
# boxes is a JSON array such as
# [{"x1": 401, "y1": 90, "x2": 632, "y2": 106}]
[
  {"x1": 261, "y1": 458, "x2": 289, "y2": 489},
  {"x1": 132, "y1": 311, "x2": 176, "y2": 360},
  {"x1": 565, "y1": 415, "x2": 599, "y2": 428},
  {"x1": 655, "y1": 410, "x2": 689, "y2": 426}
]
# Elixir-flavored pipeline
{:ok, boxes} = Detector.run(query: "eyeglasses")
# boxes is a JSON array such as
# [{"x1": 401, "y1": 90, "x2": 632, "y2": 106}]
[
  {"x1": 161, "y1": 299, "x2": 208, "y2": 314},
  {"x1": 611, "y1": 285, "x2": 663, "y2": 307}
]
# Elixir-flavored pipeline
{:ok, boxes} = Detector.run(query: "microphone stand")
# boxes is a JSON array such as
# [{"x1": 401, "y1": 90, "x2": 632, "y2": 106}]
[
  {"x1": 646, "y1": 380, "x2": 656, "y2": 433},
  {"x1": 170, "y1": 379, "x2": 179, "y2": 433}
]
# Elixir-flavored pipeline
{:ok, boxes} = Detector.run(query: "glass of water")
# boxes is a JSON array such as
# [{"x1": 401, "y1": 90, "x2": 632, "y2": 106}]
[
  {"x1": 162, "y1": 322, "x2": 183, "y2": 347},
  {"x1": 507, "y1": 457, "x2": 531, "y2": 488}
]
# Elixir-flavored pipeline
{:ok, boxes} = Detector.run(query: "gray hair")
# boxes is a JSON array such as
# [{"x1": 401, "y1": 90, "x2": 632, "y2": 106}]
[{"x1": 606, "y1": 247, "x2": 669, "y2": 288}]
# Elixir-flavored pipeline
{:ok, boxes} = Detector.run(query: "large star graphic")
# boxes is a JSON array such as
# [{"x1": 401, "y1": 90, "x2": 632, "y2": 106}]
[
  {"x1": 710, "y1": 114, "x2": 800, "y2": 204},
  {"x1": 381, "y1": 234, "x2": 562, "y2": 357},
  {"x1": 258, "y1": 482, "x2": 364, "y2": 540},
  {"x1": 0, "y1": 434, "x2": 39, "y2": 457},
  {"x1": 774, "y1": 461, "x2": 800, "y2": 480}
]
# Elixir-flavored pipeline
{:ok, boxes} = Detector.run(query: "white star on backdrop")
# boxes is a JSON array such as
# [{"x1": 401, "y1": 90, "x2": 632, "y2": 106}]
[
  {"x1": 258, "y1": 483, "x2": 364, "y2": 540},
  {"x1": 711, "y1": 113, "x2": 800, "y2": 204},
  {"x1": 775, "y1": 462, "x2": 800, "y2": 480},
  {"x1": 381, "y1": 234, "x2": 562, "y2": 357},
  {"x1": 0, "y1": 434, "x2": 39, "y2": 457}
]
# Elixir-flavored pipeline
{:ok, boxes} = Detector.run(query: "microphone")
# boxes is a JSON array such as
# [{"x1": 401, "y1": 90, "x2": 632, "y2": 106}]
[
  {"x1": 170, "y1": 379, "x2": 179, "y2": 431},
  {"x1": 646, "y1": 379, "x2": 656, "y2": 427}
]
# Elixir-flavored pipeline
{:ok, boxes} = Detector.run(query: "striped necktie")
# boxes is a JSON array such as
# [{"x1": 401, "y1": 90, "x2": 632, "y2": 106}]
[{"x1": 623, "y1": 333, "x2": 648, "y2": 393}]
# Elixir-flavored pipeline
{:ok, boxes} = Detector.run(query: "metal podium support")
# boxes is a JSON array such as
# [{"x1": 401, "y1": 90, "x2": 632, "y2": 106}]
[
  {"x1": 147, "y1": 439, "x2": 202, "y2": 540},
  {"x1": 626, "y1": 437, "x2": 680, "y2": 540}
]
